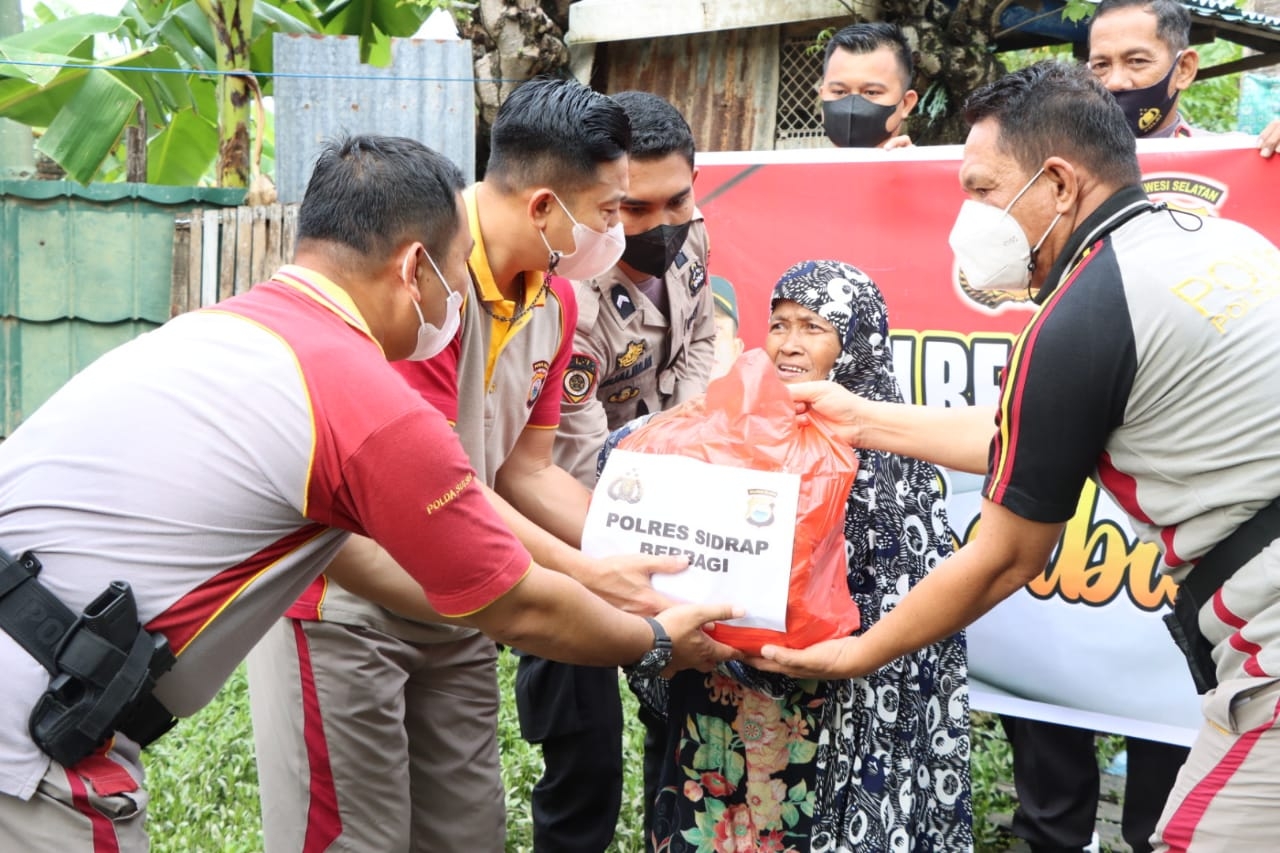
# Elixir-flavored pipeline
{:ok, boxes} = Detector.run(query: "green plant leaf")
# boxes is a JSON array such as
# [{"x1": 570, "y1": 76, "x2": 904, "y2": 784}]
[
  {"x1": 1, "y1": 14, "x2": 129, "y2": 56},
  {"x1": 172, "y1": 1, "x2": 219, "y2": 63},
  {"x1": 1061, "y1": 0, "x2": 1096, "y2": 24},
  {"x1": 254, "y1": 1, "x2": 324, "y2": 35},
  {"x1": 112, "y1": 47, "x2": 193, "y2": 126},
  {"x1": 320, "y1": 0, "x2": 431, "y2": 63},
  {"x1": 36, "y1": 69, "x2": 140, "y2": 183},
  {"x1": 0, "y1": 44, "x2": 69, "y2": 87},
  {"x1": 148, "y1": 106, "x2": 218, "y2": 183},
  {"x1": 189, "y1": 73, "x2": 218, "y2": 120},
  {"x1": 0, "y1": 46, "x2": 155, "y2": 127},
  {"x1": 139, "y1": 3, "x2": 218, "y2": 70},
  {"x1": 0, "y1": 72, "x2": 76, "y2": 125}
]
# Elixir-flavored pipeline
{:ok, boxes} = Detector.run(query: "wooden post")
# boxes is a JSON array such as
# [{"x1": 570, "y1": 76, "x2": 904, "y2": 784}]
[
  {"x1": 187, "y1": 207, "x2": 204, "y2": 312},
  {"x1": 218, "y1": 208, "x2": 236, "y2": 302},
  {"x1": 250, "y1": 204, "x2": 269, "y2": 284},
  {"x1": 126, "y1": 104, "x2": 147, "y2": 183},
  {"x1": 282, "y1": 203, "x2": 299, "y2": 263},
  {"x1": 234, "y1": 206, "x2": 253, "y2": 294},
  {"x1": 170, "y1": 209, "x2": 192, "y2": 317}
]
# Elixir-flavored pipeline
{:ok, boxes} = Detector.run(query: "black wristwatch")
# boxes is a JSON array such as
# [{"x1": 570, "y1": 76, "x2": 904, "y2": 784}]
[{"x1": 625, "y1": 616, "x2": 673, "y2": 678}]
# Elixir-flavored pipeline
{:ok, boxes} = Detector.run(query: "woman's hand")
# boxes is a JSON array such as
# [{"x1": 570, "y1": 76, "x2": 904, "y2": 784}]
[{"x1": 743, "y1": 637, "x2": 875, "y2": 680}]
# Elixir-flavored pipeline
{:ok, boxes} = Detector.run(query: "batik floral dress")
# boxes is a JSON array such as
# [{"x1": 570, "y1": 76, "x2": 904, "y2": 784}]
[{"x1": 649, "y1": 669, "x2": 828, "y2": 853}]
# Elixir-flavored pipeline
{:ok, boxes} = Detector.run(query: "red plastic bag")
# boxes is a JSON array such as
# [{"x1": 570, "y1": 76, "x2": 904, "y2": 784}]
[{"x1": 620, "y1": 349, "x2": 860, "y2": 654}]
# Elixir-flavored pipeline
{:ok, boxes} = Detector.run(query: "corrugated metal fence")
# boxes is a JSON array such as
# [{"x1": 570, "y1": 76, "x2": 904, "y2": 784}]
[
  {"x1": 1, "y1": 181, "x2": 244, "y2": 436},
  {"x1": 170, "y1": 204, "x2": 300, "y2": 314}
]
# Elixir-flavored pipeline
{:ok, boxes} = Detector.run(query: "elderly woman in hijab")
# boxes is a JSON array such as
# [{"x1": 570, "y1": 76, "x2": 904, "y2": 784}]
[{"x1": 615, "y1": 260, "x2": 971, "y2": 853}]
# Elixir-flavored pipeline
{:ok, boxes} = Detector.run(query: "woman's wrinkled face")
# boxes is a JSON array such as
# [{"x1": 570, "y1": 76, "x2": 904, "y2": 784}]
[{"x1": 765, "y1": 299, "x2": 841, "y2": 384}]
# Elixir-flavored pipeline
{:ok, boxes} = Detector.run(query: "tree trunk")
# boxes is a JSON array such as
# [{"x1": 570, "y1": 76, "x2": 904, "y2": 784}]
[
  {"x1": 198, "y1": 0, "x2": 253, "y2": 188},
  {"x1": 462, "y1": 0, "x2": 571, "y2": 171},
  {"x1": 126, "y1": 104, "x2": 147, "y2": 183},
  {"x1": 886, "y1": 0, "x2": 1009, "y2": 145}
]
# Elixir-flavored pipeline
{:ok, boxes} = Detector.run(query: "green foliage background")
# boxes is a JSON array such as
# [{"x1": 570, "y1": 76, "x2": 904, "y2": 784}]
[
  {"x1": 143, "y1": 652, "x2": 656, "y2": 853},
  {"x1": 141, "y1": 655, "x2": 1139, "y2": 851}
]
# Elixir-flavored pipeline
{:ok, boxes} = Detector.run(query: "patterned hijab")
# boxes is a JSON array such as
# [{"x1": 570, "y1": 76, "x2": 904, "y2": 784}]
[
  {"x1": 769, "y1": 259, "x2": 949, "y2": 592},
  {"x1": 770, "y1": 259, "x2": 899, "y2": 406}
]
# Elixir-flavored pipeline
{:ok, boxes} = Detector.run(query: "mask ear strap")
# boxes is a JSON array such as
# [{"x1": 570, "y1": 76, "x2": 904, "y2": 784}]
[
  {"x1": 1027, "y1": 212, "x2": 1064, "y2": 275},
  {"x1": 538, "y1": 229, "x2": 562, "y2": 273},
  {"x1": 401, "y1": 243, "x2": 425, "y2": 287},
  {"x1": 1004, "y1": 166, "x2": 1046, "y2": 214},
  {"x1": 551, "y1": 193, "x2": 576, "y2": 223},
  {"x1": 421, "y1": 249, "x2": 451, "y2": 295}
]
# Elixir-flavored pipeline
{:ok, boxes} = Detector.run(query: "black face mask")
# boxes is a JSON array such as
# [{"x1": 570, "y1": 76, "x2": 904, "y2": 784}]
[
  {"x1": 822, "y1": 94, "x2": 898, "y2": 148},
  {"x1": 1110, "y1": 53, "x2": 1181, "y2": 137},
  {"x1": 620, "y1": 221, "x2": 693, "y2": 278}
]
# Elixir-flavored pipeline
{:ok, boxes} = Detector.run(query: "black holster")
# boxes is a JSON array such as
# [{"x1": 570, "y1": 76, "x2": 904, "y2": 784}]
[
  {"x1": 1162, "y1": 584, "x2": 1219, "y2": 695},
  {"x1": 0, "y1": 549, "x2": 177, "y2": 768},
  {"x1": 1163, "y1": 497, "x2": 1280, "y2": 694}
]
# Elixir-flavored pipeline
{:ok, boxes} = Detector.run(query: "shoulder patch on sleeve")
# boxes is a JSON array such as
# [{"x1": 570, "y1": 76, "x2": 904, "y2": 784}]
[
  {"x1": 563, "y1": 353, "x2": 599, "y2": 404},
  {"x1": 527, "y1": 359, "x2": 550, "y2": 409}
]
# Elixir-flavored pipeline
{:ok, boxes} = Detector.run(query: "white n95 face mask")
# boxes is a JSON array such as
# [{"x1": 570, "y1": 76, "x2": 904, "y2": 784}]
[
  {"x1": 540, "y1": 194, "x2": 626, "y2": 281},
  {"x1": 408, "y1": 251, "x2": 462, "y2": 361},
  {"x1": 948, "y1": 168, "x2": 1062, "y2": 291}
]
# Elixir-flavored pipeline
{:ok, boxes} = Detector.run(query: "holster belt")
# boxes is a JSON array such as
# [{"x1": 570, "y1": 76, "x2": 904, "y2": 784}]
[
  {"x1": 0, "y1": 549, "x2": 177, "y2": 768},
  {"x1": 1163, "y1": 496, "x2": 1280, "y2": 694}
]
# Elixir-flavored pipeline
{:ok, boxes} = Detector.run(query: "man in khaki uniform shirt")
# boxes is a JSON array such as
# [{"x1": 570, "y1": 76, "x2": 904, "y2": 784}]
[
  {"x1": 554, "y1": 92, "x2": 715, "y2": 485},
  {"x1": 516, "y1": 92, "x2": 714, "y2": 853}
]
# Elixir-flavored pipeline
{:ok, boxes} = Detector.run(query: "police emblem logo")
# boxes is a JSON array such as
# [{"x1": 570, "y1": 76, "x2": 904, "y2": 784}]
[
  {"x1": 610, "y1": 283, "x2": 636, "y2": 320},
  {"x1": 1142, "y1": 172, "x2": 1227, "y2": 219},
  {"x1": 615, "y1": 340, "x2": 646, "y2": 370},
  {"x1": 607, "y1": 469, "x2": 644, "y2": 504},
  {"x1": 745, "y1": 488, "x2": 778, "y2": 527},
  {"x1": 527, "y1": 360, "x2": 550, "y2": 409},
  {"x1": 607, "y1": 386, "x2": 639, "y2": 404},
  {"x1": 687, "y1": 261, "x2": 706, "y2": 296},
  {"x1": 562, "y1": 354, "x2": 598, "y2": 405},
  {"x1": 953, "y1": 262, "x2": 1035, "y2": 313}
]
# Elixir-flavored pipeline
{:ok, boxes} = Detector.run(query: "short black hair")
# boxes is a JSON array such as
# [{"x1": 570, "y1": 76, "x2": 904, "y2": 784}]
[
  {"x1": 963, "y1": 61, "x2": 1142, "y2": 188},
  {"x1": 486, "y1": 76, "x2": 631, "y2": 193},
  {"x1": 611, "y1": 91, "x2": 695, "y2": 169},
  {"x1": 297, "y1": 134, "x2": 465, "y2": 261},
  {"x1": 822, "y1": 22, "x2": 914, "y2": 90},
  {"x1": 1089, "y1": 0, "x2": 1192, "y2": 53}
]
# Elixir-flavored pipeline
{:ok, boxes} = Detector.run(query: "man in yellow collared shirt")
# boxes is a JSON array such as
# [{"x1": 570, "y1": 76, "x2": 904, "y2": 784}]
[{"x1": 248, "y1": 79, "x2": 695, "y2": 853}]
